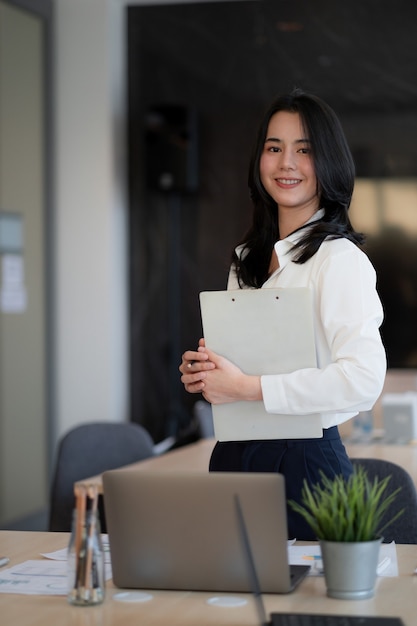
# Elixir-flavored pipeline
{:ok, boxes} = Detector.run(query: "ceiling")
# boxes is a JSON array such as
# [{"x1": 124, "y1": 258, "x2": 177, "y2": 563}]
[{"x1": 131, "y1": 0, "x2": 417, "y2": 115}]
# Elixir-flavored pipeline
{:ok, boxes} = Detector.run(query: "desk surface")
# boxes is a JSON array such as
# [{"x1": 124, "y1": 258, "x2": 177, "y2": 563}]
[
  {"x1": 75, "y1": 437, "x2": 417, "y2": 493},
  {"x1": 1, "y1": 530, "x2": 416, "y2": 626}
]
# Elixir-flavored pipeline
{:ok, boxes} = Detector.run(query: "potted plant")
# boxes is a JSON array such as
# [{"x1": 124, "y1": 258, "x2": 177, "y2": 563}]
[{"x1": 289, "y1": 465, "x2": 404, "y2": 599}]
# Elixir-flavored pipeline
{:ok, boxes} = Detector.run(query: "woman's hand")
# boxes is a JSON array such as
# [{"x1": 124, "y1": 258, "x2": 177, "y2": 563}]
[
  {"x1": 180, "y1": 339, "x2": 262, "y2": 404},
  {"x1": 179, "y1": 338, "x2": 215, "y2": 394},
  {"x1": 199, "y1": 347, "x2": 262, "y2": 405}
]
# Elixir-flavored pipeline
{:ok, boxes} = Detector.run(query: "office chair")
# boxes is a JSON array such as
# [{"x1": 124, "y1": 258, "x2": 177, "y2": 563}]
[
  {"x1": 351, "y1": 457, "x2": 417, "y2": 544},
  {"x1": 49, "y1": 421, "x2": 155, "y2": 532},
  {"x1": 193, "y1": 400, "x2": 214, "y2": 438}
]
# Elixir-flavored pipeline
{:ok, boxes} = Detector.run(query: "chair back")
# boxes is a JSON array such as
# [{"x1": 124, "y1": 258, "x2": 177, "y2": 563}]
[
  {"x1": 193, "y1": 400, "x2": 214, "y2": 438},
  {"x1": 351, "y1": 457, "x2": 417, "y2": 544},
  {"x1": 49, "y1": 421, "x2": 154, "y2": 531}
]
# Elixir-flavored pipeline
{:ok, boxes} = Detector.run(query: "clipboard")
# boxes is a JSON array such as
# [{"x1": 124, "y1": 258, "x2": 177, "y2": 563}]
[{"x1": 199, "y1": 288, "x2": 323, "y2": 441}]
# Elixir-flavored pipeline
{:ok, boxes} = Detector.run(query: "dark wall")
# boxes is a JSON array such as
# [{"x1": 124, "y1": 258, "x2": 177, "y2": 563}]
[{"x1": 127, "y1": 1, "x2": 417, "y2": 441}]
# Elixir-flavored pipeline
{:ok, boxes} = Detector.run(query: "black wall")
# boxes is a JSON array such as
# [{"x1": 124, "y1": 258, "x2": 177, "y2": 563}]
[{"x1": 128, "y1": 1, "x2": 417, "y2": 441}]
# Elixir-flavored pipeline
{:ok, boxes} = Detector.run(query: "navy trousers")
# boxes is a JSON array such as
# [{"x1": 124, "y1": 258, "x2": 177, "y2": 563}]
[{"x1": 209, "y1": 426, "x2": 353, "y2": 540}]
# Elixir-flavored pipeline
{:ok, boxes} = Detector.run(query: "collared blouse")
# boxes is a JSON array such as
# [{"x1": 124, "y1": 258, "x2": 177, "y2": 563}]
[{"x1": 227, "y1": 210, "x2": 386, "y2": 429}]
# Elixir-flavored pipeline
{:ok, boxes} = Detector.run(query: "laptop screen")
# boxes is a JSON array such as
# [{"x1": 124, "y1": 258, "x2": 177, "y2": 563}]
[{"x1": 103, "y1": 470, "x2": 302, "y2": 593}]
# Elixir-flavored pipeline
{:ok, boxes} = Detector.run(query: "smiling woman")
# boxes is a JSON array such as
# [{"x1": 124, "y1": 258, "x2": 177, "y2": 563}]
[
  {"x1": 129, "y1": 2, "x2": 417, "y2": 446},
  {"x1": 179, "y1": 88, "x2": 386, "y2": 541},
  {"x1": 259, "y1": 111, "x2": 318, "y2": 237}
]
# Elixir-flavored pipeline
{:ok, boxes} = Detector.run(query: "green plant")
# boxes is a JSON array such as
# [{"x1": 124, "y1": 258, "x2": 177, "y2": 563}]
[{"x1": 288, "y1": 465, "x2": 404, "y2": 542}]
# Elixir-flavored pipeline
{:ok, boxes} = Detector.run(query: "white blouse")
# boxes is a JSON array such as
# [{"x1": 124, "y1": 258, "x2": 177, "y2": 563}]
[{"x1": 227, "y1": 211, "x2": 386, "y2": 430}]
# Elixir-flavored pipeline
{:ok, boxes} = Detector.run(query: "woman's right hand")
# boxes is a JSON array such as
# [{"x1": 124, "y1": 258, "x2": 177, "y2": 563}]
[{"x1": 179, "y1": 338, "x2": 215, "y2": 394}]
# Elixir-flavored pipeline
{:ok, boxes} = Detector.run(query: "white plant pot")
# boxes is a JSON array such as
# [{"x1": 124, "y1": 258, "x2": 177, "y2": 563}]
[{"x1": 319, "y1": 537, "x2": 382, "y2": 600}]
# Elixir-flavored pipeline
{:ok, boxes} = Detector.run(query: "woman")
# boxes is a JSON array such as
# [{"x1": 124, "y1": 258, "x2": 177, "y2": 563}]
[{"x1": 179, "y1": 88, "x2": 386, "y2": 539}]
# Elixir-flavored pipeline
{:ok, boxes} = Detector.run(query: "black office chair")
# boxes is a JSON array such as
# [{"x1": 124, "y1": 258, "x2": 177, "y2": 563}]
[
  {"x1": 351, "y1": 458, "x2": 417, "y2": 544},
  {"x1": 193, "y1": 400, "x2": 214, "y2": 438},
  {"x1": 49, "y1": 421, "x2": 155, "y2": 532}
]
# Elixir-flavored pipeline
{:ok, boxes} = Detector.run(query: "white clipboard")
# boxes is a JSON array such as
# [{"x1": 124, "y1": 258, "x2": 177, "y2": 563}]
[{"x1": 199, "y1": 288, "x2": 323, "y2": 441}]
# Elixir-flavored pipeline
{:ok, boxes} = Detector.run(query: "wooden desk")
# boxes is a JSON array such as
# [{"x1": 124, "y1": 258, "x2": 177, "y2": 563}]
[
  {"x1": 74, "y1": 437, "x2": 417, "y2": 494},
  {"x1": 1, "y1": 531, "x2": 416, "y2": 625}
]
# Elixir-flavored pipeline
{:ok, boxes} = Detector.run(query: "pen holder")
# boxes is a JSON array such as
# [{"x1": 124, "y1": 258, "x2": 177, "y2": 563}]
[{"x1": 67, "y1": 508, "x2": 105, "y2": 606}]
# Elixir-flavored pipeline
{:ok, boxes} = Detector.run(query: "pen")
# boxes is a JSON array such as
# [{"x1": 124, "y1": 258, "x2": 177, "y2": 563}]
[{"x1": 0, "y1": 557, "x2": 10, "y2": 568}]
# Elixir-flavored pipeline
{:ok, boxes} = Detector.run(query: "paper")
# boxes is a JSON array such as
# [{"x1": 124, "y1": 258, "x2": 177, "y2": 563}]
[
  {"x1": 0, "y1": 560, "x2": 69, "y2": 595},
  {"x1": 0, "y1": 254, "x2": 27, "y2": 313},
  {"x1": 200, "y1": 288, "x2": 322, "y2": 441},
  {"x1": 289, "y1": 541, "x2": 399, "y2": 577},
  {"x1": 0, "y1": 536, "x2": 112, "y2": 596}
]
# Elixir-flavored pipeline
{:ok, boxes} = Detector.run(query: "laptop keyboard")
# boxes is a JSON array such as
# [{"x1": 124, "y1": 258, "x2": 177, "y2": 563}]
[
  {"x1": 273, "y1": 618, "x2": 351, "y2": 626},
  {"x1": 271, "y1": 613, "x2": 404, "y2": 626}
]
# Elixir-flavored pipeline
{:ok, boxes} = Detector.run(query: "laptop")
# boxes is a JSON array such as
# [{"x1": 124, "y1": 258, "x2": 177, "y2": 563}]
[
  {"x1": 234, "y1": 495, "x2": 405, "y2": 626},
  {"x1": 103, "y1": 469, "x2": 310, "y2": 593}
]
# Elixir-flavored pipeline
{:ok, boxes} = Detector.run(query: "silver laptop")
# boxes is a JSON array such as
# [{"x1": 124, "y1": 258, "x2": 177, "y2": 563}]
[{"x1": 103, "y1": 469, "x2": 310, "y2": 593}]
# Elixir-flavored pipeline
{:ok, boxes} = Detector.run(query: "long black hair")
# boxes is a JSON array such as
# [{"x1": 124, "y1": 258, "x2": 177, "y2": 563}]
[{"x1": 233, "y1": 88, "x2": 364, "y2": 288}]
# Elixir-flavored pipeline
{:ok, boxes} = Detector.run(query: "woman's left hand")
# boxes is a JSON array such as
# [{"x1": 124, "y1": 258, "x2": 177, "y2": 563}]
[{"x1": 198, "y1": 347, "x2": 262, "y2": 405}]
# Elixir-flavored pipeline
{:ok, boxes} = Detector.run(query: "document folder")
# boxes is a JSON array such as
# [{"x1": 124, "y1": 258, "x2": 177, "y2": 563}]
[{"x1": 199, "y1": 288, "x2": 322, "y2": 441}]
